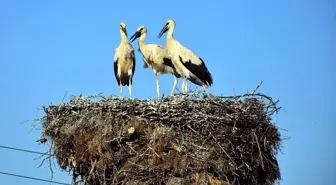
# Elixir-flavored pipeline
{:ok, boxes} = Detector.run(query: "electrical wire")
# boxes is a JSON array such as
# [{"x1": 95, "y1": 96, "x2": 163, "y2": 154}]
[
  {"x1": 0, "y1": 171, "x2": 70, "y2": 185},
  {"x1": 0, "y1": 145, "x2": 69, "y2": 184},
  {"x1": 0, "y1": 145, "x2": 52, "y2": 156}
]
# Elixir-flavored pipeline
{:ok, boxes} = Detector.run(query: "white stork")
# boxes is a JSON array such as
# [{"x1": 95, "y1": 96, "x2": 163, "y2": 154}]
[
  {"x1": 129, "y1": 26, "x2": 181, "y2": 97},
  {"x1": 158, "y1": 19, "x2": 213, "y2": 93},
  {"x1": 114, "y1": 22, "x2": 136, "y2": 98}
]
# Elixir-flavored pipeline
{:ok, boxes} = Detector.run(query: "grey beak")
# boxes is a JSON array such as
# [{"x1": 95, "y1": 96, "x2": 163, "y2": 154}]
[
  {"x1": 130, "y1": 31, "x2": 141, "y2": 43},
  {"x1": 158, "y1": 25, "x2": 168, "y2": 38}
]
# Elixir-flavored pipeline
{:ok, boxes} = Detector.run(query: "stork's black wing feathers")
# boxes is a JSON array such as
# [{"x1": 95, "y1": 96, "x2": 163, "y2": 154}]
[
  {"x1": 163, "y1": 57, "x2": 174, "y2": 68},
  {"x1": 198, "y1": 57, "x2": 213, "y2": 85},
  {"x1": 130, "y1": 51, "x2": 136, "y2": 85},
  {"x1": 179, "y1": 56, "x2": 213, "y2": 87},
  {"x1": 114, "y1": 58, "x2": 120, "y2": 86},
  {"x1": 163, "y1": 57, "x2": 181, "y2": 78}
]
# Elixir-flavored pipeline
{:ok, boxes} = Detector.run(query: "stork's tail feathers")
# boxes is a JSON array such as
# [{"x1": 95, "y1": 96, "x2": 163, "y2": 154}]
[
  {"x1": 118, "y1": 75, "x2": 131, "y2": 86},
  {"x1": 179, "y1": 56, "x2": 213, "y2": 88},
  {"x1": 203, "y1": 82, "x2": 211, "y2": 88},
  {"x1": 205, "y1": 73, "x2": 213, "y2": 87},
  {"x1": 188, "y1": 73, "x2": 206, "y2": 87},
  {"x1": 198, "y1": 57, "x2": 213, "y2": 87},
  {"x1": 188, "y1": 69, "x2": 213, "y2": 88}
]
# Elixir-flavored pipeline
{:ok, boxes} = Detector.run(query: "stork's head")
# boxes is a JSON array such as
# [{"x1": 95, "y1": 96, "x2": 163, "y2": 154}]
[
  {"x1": 158, "y1": 19, "x2": 175, "y2": 38},
  {"x1": 130, "y1": 26, "x2": 147, "y2": 43},
  {"x1": 119, "y1": 22, "x2": 127, "y2": 35}
]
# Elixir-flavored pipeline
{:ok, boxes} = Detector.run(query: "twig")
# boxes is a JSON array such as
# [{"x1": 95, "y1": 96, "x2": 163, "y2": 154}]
[
  {"x1": 250, "y1": 81, "x2": 263, "y2": 95},
  {"x1": 61, "y1": 91, "x2": 68, "y2": 104},
  {"x1": 254, "y1": 131, "x2": 265, "y2": 170},
  {"x1": 190, "y1": 143, "x2": 209, "y2": 151},
  {"x1": 48, "y1": 142, "x2": 54, "y2": 185},
  {"x1": 210, "y1": 134, "x2": 235, "y2": 165},
  {"x1": 147, "y1": 144, "x2": 160, "y2": 158},
  {"x1": 128, "y1": 161, "x2": 146, "y2": 170},
  {"x1": 220, "y1": 92, "x2": 279, "y2": 111}
]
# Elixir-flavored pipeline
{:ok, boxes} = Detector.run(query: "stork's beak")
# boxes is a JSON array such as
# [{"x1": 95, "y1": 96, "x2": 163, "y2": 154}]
[
  {"x1": 130, "y1": 31, "x2": 141, "y2": 43},
  {"x1": 158, "y1": 25, "x2": 168, "y2": 38}
]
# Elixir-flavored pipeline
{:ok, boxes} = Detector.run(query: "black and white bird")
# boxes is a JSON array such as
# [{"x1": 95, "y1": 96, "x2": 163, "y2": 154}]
[
  {"x1": 114, "y1": 22, "x2": 136, "y2": 98},
  {"x1": 158, "y1": 19, "x2": 213, "y2": 93},
  {"x1": 129, "y1": 26, "x2": 180, "y2": 97}
]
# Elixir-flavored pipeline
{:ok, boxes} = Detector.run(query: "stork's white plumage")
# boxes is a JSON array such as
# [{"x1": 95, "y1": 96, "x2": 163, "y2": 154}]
[
  {"x1": 114, "y1": 22, "x2": 136, "y2": 98},
  {"x1": 130, "y1": 26, "x2": 180, "y2": 97},
  {"x1": 158, "y1": 20, "x2": 213, "y2": 93}
]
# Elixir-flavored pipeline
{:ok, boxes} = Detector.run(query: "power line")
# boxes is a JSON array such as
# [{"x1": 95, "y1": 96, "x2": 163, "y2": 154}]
[
  {"x1": 0, "y1": 171, "x2": 70, "y2": 185},
  {"x1": 0, "y1": 145, "x2": 68, "y2": 184},
  {"x1": 0, "y1": 145, "x2": 52, "y2": 156}
]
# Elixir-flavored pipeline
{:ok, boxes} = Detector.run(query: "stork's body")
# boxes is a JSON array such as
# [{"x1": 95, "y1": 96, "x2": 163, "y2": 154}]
[
  {"x1": 158, "y1": 20, "x2": 213, "y2": 93},
  {"x1": 114, "y1": 22, "x2": 136, "y2": 98},
  {"x1": 130, "y1": 26, "x2": 180, "y2": 97}
]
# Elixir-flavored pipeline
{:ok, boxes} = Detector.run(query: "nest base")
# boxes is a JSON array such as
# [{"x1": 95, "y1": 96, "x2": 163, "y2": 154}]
[{"x1": 41, "y1": 92, "x2": 281, "y2": 185}]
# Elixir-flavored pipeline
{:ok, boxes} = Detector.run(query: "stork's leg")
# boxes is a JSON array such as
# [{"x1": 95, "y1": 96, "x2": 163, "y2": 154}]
[
  {"x1": 155, "y1": 73, "x2": 160, "y2": 98},
  {"x1": 119, "y1": 81, "x2": 122, "y2": 98},
  {"x1": 171, "y1": 75, "x2": 178, "y2": 96},
  {"x1": 182, "y1": 77, "x2": 187, "y2": 93},
  {"x1": 128, "y1": 78, "x2": 132, "y2": 99},
  {"x1": 182, "y1": 78, "x2": 185, "y2": 93},
  {"x1": 181, "y1": 76, "x2": 185, "y2": 93},
  {"x1": 185, "y1": 79, "x2": 189, "y2": 93}
]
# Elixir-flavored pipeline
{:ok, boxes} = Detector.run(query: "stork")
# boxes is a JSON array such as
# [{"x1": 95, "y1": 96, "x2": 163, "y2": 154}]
[
  {"x1": 129, "y1": 26, "x2": 180, "y2": 97},
  {"x1": 158, "y1": 19, "x2": 213, "y2": 93},
  {"x1": 114, "y1": 22, "x2": 136, "y2": 98}
]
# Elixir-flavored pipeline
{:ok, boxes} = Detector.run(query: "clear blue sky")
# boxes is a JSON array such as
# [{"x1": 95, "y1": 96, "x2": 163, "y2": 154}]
[{"x1": 0, "y1": 0, "x2": 334, "y2": 184}]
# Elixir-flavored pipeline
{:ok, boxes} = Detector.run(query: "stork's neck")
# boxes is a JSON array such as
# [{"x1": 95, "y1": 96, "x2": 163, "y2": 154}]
[
  {"x1": 138, "y1": 33, "x2": 147, "y2": 51},
  {"x1": 139, "y1": 32, "x2": 147, "y2": 43},
  {"x1": 120, "y1": 29, "x2": 128, "y2": 43},
  {"x1": 166, "y1": 26, "x2": 175, "y2": 41}
]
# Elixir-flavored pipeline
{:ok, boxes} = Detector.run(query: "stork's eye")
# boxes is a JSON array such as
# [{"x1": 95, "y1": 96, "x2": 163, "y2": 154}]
[
  {"x1": 166, "y1": 22, "x2": 169, "y2": 25},
  {"x1": 139, "y1": 28, "x2": 143, "y2": 31}
]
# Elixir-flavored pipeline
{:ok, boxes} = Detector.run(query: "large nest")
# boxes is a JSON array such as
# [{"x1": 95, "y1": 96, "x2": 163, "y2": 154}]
[{"x1": 40, "y1": 90, "x2": 282, "y2": 185}]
